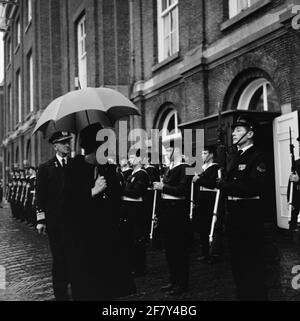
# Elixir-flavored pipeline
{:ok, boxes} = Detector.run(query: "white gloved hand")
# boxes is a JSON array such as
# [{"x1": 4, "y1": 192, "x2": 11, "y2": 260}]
[{"x1": 36, "y1": 224, "x2": 47, "y2": 235}]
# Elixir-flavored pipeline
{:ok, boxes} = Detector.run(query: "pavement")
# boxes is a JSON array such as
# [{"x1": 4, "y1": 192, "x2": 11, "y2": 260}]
[{"x1": 0, "y1": 204, "x2": 300, "y2": 301}]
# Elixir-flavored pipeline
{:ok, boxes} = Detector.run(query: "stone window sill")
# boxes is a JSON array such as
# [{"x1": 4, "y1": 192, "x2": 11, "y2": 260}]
[
  {"x1": 221, "y1": 0, "x2": 271, "y2": 31},
  {"x1": 152, "y1": 51, "x2": 180, "y2": 73}
]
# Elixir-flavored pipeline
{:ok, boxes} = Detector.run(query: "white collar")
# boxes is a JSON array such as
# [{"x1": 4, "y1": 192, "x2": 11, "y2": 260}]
[
  {"x1": 238, "y1": 144, "x2": 253, "y2": 155},
  {"x1": 56, "y1": 154, "x2": 67, "y2": 166},
  {"x1": 202, "y1": 162, "x2": 217, "y2": 172},
  {"x1": 169, "y1": 162, "x2": 183, "y2": 170},
  {"x1": 132, "y1": 167, "x2": 144, "y2": 175}
]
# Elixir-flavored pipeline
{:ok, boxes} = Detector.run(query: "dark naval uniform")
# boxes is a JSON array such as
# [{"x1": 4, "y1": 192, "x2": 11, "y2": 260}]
[
  {"x1": 193, "y1": 163, "x2": 221, "y2": 261},
  {"x1": 10, "y1": 176, "x2": 18, "y2": 218},
  {"x1": 287, "y1": 159, "x2": 300, "y2": 230},
  {"x1": 36, "y1": 156, "x2": 69, "y2": 300},
  {"x1": 121, "y1": 168, "x2": 150, "y2": 276},
  {"x1": 159, "y1": 162, "x2": 191, "y2": 291},
  {"x1": 122, "y1": 168, "x2": 133, "y2": 183},
  {"x1": 217, "y1": 145, "x2": 267, "y2": 300},
  {"x1": 24, "y1": 175, "x2": 37, "y2": 226}
]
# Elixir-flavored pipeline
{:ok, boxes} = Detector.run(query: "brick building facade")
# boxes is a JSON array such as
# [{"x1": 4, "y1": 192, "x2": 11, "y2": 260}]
[
  {"x1": 0, "y1": 82, "x2": 3, "y2": 183},
  {"x1": 0, "y1": 0, "x2": 300, "y2": 227}
]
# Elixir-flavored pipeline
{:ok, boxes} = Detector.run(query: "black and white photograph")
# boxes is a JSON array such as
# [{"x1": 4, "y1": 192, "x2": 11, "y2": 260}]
[{"x1": 0, "y1": 0, "x2": 300, "y2": 311}]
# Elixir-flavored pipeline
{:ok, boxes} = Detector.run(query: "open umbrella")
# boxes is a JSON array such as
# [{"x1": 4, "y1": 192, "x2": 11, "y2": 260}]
[{"x1": 33, "y1": 87, "x2": 140, "y2": 137}]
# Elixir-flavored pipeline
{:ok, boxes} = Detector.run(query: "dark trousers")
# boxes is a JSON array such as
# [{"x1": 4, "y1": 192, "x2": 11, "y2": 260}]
[
  {"x1": 160, "y1": 200, "x2": 190, "y2": 288},
  {"x1": 10, "y1": 202, "x2": 16, "y2": 218},
  {"x1": 47, "y1": 229, "x2": 70, "y2": 301},
  {"x1": 121, "y1": 201, "x2": 147, "y2": 274},
  {"x1": 227, "y1": 201, "x2": 267, "y2": 301},
  {"x1": 290, "y1": 205, "x2": 300, "y2": 230}
]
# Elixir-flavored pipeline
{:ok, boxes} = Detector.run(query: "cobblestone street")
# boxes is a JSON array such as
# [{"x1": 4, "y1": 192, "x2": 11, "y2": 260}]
[
  {"x1": 0, "y1": 206, "x2": 53, "y2": 301},
  {"x1": 0, "y1": 205, "x2": 300, "y2": 301}
]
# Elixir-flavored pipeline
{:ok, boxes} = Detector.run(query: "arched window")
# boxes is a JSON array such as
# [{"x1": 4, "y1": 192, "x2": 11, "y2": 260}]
[
  {"x1": 160, "y1": 108, "x2": 181, "y2": 142},
  {"x1": 237, "y1": 78, "x2": 280, "y2": 112}
]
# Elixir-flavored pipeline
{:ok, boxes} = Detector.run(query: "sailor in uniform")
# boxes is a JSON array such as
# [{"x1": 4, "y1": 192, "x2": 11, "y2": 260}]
[
  {"x1": 121, "y1": 149, "x2": 150, "y2": 277},
  {"x1": 215, "y1": 115, "x2": 268, "y2": 301},
  {"x1": 154, "y1": 137, "x2": 192, "y2": 295}
]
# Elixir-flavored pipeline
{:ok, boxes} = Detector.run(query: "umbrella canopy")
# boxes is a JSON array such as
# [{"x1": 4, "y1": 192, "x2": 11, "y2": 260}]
[{"x1": 33, "y1": 87, "x2": 140, "y2": 137}]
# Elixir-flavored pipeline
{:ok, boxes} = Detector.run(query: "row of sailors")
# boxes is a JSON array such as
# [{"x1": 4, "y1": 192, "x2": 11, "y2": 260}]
[
  {"x1": 7, "y1": 148, "x2": 219, "y2": 296},
  {"x1": 5, "y1": 167, "x2": 37, "y2": 226},
  {"x1": 118, "y1": 146, "x2": 222, "y2": 294}
]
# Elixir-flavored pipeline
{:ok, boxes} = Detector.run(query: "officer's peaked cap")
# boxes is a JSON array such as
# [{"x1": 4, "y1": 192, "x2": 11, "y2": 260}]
[
  {"x1": 231, "y1": 115, "x2": 256, "y2": 131},
  {"x1": 49, "y1": 131, "x2": 72, "y2": 144}
]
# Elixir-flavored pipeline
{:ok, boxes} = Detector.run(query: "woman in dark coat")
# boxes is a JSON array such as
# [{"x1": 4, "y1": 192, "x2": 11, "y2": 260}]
[{"x1": 62, "y1": 124, "x2": 136, "y2": 301}]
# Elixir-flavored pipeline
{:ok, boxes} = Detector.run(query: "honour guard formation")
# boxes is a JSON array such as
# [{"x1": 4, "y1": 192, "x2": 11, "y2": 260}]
[{"x1": 2, "y1": 112, "x2": 300, "y2": 302}]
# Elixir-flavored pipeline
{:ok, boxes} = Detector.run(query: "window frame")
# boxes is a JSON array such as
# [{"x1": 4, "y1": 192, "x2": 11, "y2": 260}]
[
  {"x1": 76, "y1": 14, "x2": 87, "y2": 89},
  {"x1": 27, "y1": 0, "x2": 32, "y2": 24},
  {"x1": 237, "y1": 78, "x2": 279, "y2": 112},
  {"x1": 16, "y1": 17, "x2": 21, "y2": 47},
  {"x1": 157, "y1": 0, "x2": 179, "y2": 63},
  {"x1": 16, "y1": 70, "x2": 22, "y2": 123},
  {"x1": 6, "y1": 37, "x2": 12, "y2": 66},
  {"x1": 161, "y1": 109, "x2": 181, "y2": 142},
  {"x1": 27, "y1": 51, "x2": 34, "y2": 113},
  {"x1": 228, "y1": 0, "x2": 260, "y2": 19},
  {"x1": 7, "y1": 84, "x2": 12, "y2": 131}
]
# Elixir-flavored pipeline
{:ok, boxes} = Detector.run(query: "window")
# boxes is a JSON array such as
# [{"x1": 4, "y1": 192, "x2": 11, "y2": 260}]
[
  {"x1": 7, "y1": 85, "x2": 12, "y2": 131},
  {"x1": 229, "y1": 0, "x2": 260, "y2": 18},
  {"x1": 237, "y1": 78, "x2": 280, "y2": 112},
  {"x1": 161, "y1": 109, "x2": 181, "y2": 142},
  {"x1": 27, "y1": 0, "x2": 32, "y2": 24},
  {"x1": 27, "y1": 52, "x2": 34, "y2": 113},
  {"x1": 17, "y1": 71, "x2": 22, "y2": 123},
  {"x1": 157, "y1": 0, "x2": 179, "y2": 62},
  {"x1": 7, "y1": 37, "x2": 12, "y2": 64},
  {"x1": 77, "y1": 15, "x2": 87, "y2": 88},
  {"x1": 16, "y1": 18, "x2": 21, "y2": 46}
]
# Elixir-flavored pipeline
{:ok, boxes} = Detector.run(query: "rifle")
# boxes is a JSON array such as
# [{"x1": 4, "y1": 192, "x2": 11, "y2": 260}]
[
  {"x1": 189, "y1": 180, "x2": 194, "y2": 221},
  {"x1": 288, "y1": 127, "x2": 296, "y2": 219},
  {"x1": 150, "y1": 173, "x2": 163, "y2": 241},
  {"x1": 209, "y1": 103, "x2": 226, "y2": 245},
  {"x1": 150, "y1": 189, "x2": 158, "y2": 241}
]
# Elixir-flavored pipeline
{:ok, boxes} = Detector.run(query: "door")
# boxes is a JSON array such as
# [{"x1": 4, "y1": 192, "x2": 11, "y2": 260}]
[{"x1": 273, "y1": 111, "x2": 299, "y2": 229}]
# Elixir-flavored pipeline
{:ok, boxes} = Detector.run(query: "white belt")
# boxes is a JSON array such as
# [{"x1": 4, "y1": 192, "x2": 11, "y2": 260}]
[
  {"x1": 161, "y1": 193, "x2": 185, "y2": 200},
  {"x1": 122, "y1": 196, "x2": 143, "y2": 202},
  {"x1": 199, "y1": 187, "x2": 218, "y2": 192},
  {"x1": 227, "y1": 196, "x2": 260, "y2": 201}
]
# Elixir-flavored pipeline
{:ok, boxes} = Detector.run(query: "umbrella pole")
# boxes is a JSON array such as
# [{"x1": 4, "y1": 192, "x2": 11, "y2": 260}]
[{"x1": 85, "y1": 110, "x2": 91, "y2": 126}]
